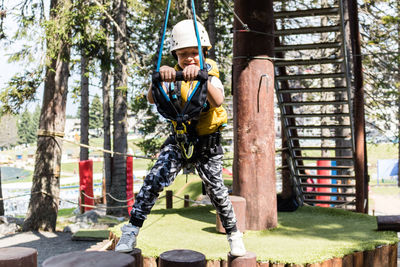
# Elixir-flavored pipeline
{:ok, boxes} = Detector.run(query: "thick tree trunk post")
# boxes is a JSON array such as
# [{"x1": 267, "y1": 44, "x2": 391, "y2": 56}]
[
  {"x1": 108, "y1": 0, "x2": 128, "y2": 216},
  {"x1": 80, "y1": 51, "x2": 89, "y2": 161},
  {"x1": 101, "y1": 6, "x2": 112, "y2": 206},
  {"x1": 346, "y1": 0, "x2": 367, "y2": 213},
  {"x1": 232, "y1": 0, "x2": 277, "y2": 230},
  {"x1": 0, "y1": 167, "x2": 3, "y2": 216},
  {"x1": 23, "y1": 0, "x2": 71, "y2": 231}
]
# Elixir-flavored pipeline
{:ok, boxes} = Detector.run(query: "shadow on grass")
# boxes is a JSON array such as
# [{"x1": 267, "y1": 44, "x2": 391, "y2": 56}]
[
  {"x1": 150, "y1": 205, "x2": 216, "y2": 225},
  {"x1": 273, "y1": 206, "x2": 389, "y2": 245}
]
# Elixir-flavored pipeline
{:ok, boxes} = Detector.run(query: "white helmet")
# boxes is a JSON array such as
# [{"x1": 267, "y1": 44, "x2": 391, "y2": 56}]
[{"x1": 170, "y1": 19, "x2": 212, "y2": 52}]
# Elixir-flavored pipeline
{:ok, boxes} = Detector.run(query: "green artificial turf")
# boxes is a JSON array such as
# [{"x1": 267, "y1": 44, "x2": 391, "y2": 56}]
[
  {"x1": 111, "y1": 205, "x2": 398, "y2": 265},
  {"x1": 72, "y1": 229, "x2": 110, "y2": 240}
]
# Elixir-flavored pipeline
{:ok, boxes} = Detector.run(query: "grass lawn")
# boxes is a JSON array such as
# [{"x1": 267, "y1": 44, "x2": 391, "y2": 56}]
[
  {"x1": 111, "y1": 205, "x2": 398, "y2": 264},
  {"x1": 109, "y1": 176, "x2": 398, "y2": 264}
]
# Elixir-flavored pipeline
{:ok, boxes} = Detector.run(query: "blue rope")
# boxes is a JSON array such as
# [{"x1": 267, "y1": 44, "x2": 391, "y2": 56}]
[
  {"x1": 191, "y1": 0, "x2": 204, "y2": 69},
  {"x1": 155, "y1": 0, "x2": 205, "y2": 105},
  {"x1": 156, "y1": 0, "x2": 172, "y2": 71}
]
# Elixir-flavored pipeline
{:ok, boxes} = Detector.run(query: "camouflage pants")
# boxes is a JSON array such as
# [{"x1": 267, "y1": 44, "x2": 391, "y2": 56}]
[{"x1": 130, "y1": 143, "x2": 237, "y2": 232}]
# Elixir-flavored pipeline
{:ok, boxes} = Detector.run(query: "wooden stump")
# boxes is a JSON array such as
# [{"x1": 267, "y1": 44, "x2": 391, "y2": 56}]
[
  {"x1": 166, "y1": 190, "x2": 173, "y2": 209},
  {"x1": 376, "y1": 216, "x2": 400, "y2": 231},
  {"x1": 217, "y1": 195, "x2": 246, "y2": 233},
  {"x1": 0, "y1": 247, "x2": 37, "y2": 267},
  {"x1": 159, "y1": 249, "x2": 206, "y2": 267},
  {"x1": 389, "y1": 244, "x2": 397, "y2": 267},
  {"x1": 342, "y1": 254, "x2": 353, "y2": 267},
  {"x1": 227, "y1": 251, "x2": 256, "y2": 267},
  {"x1": 143, "y1": 257, "x2": 157, "y2": 267},
  {"x1": 42, "y1": 251, "x2": 135, "y2": 267},
  {"x1": 128, "y1": 248, "x2": 142, "y2": 267}
]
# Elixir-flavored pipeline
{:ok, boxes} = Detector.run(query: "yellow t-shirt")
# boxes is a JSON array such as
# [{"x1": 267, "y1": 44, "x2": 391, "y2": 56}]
[{"x1": 174, "y1": 59, "x2": 228, "y2": 136}]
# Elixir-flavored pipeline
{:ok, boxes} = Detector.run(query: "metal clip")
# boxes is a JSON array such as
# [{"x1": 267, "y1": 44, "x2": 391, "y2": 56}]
[{"x1": 257, "y1": 74, "x2": 270, "y2": 113}]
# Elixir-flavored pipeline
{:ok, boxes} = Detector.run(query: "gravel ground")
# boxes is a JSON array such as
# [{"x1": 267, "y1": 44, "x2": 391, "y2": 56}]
[{"x1": 0, "y1": 231, "x2": 98, "y2": 266}]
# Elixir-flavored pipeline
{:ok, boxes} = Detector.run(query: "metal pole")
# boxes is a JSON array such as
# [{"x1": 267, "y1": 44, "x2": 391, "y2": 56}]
[
  {"x1": 233, "y1": 0, "x2": 277, "y2": 230},
  {"x1": 346, "y1": 0, "x2": 367, "y2": 213}
]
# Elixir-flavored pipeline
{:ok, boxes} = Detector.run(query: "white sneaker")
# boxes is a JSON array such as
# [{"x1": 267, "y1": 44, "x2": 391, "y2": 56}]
[
  {"x1": 227, "y1": 231, "x2": 246, "y2": 257},
  {"x1": 115, "y1": 223, "x2": 140, "y2": 253}
]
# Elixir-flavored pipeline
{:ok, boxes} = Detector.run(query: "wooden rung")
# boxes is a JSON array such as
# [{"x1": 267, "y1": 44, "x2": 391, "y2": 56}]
[
  {"x1": 274, "y1": 41, "x2": 341, "y2": 52},
  {"x1": 276, "y1": 72, "x2": 345, "y2": 80},
  {"x1": 300, "y1": 183, "x2": 355, "y2": 188},
  {"x1": 376, "y1": 216, "x2": 400, "y2": 231},
  {"x1": 274, "y1": 7, "x2": 339, "y2": 19},
  {"x1": 278, "y1": 87, "x2": 347, "y2": 93},
  {"x1": 282, "y1": 100, "x2": 348, "y2": 106},
  {"x1": 304, "y1": 199, "x2": 355, "y2": 205},
  {"x1": 297, "y1": 165, "x2": 354, "y2": 170},
  {"x1": 303, "y1": 191, "x2": 356, "y2": 197},
  {"x1": 275, "y1": 25, "x2": 341, "y2": 35},
  {"x1": 297, "y1": 174, "x2": 355, "y2": 179}
]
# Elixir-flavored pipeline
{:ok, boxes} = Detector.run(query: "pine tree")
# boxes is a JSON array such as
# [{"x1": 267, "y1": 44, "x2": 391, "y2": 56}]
[
  {"x1": 23, "y1": 0, "x2": 72, "y2": 231},
  {"x1": 89, "y1": 94, "x2": 103, "y2": 136},
  {"x1": 17, "y1": 109, "x2": 36, "y2": 145}
]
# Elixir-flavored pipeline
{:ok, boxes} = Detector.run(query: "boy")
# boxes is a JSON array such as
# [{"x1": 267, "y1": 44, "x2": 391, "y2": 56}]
[{"x1": 115, "y1": 19, "x2": 246, "y2": 257}]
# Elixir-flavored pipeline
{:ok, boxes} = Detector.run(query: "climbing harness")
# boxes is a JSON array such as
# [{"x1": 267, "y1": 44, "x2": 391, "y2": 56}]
[{"x1": 151, "y1": 0, "x2": 209, "y2": 160}]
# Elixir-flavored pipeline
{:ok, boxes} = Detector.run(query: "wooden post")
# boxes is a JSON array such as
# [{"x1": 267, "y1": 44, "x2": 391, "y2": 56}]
[
  {"x1": 233, "y1": 0, "x2": 277, "y2": 230},
  {"x1": 184, "y1": 195, "x2": 190, "y2": 208},
  {"x1": 166, "y1": 190, "x2": 173, "y2": 209},
  {"x1": 80, "y1": 190, "x2": 85, "y2": 214},
  {"x1": 345, "y1": 0, "x2": 367, "y2": 213},
  {"x1": 102, "y1": 176, "x2": 107, "y2": 205}
]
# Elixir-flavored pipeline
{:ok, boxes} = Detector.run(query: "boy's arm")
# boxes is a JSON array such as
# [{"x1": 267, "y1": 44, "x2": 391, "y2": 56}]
[
  {"x1": 147, "y1": 84, "x2": 155, "y2": 104},
  {"x1": 207, "y1": 80, "x2": 224, "y2": 108}
]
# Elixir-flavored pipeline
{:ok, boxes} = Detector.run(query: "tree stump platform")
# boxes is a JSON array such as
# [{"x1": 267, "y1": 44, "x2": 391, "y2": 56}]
[
  {"x1": 42, "y1": 251, "x2": 135, "y2": 267},
  {"x1": 159, "y1": 249, "x2": 206, "y2": 267},
  {"x1": 377, "y1": 215, "x2": 400, "y2": 231},
  {"x1": 228, "y1": 251, "x2": 257, "y2": 267},
  {"x1": 131, "y1": 243, "x2": 397, "y2": 267},
  {"x1": 0, "y1": 247, "x2": 37, "y2": 267},
  {"x1": 128, "y1": 248, "x2": 143, "y2": 267},
  {"x1": 216, "y1": 195, "x2": 246, "y2": 234}
]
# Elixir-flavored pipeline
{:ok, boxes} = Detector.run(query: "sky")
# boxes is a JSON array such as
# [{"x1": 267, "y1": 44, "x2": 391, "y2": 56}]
[{"x1": 0, "y1": 0, "x2": 83, "y2": 116}]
